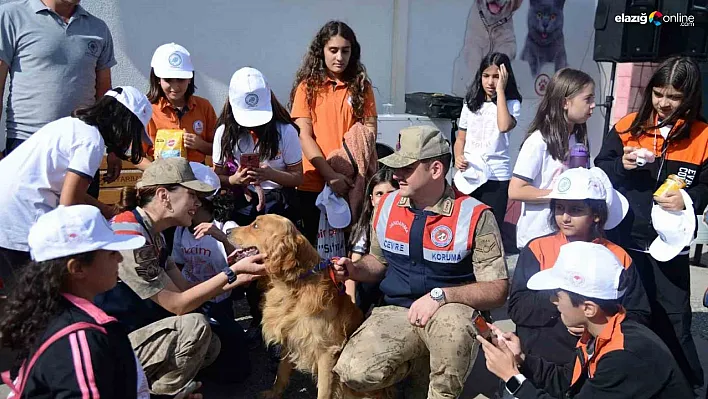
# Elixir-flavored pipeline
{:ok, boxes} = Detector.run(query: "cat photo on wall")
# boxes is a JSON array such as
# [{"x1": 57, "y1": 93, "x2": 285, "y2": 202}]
[
  {"x1": 521, "y1": 0, "x2": 568, "y2": 77},
  {"x1": 452, "y1": 0, "x2": 524, "y2": 96}
]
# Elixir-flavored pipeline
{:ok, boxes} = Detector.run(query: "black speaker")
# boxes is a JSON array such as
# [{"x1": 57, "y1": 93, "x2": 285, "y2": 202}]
[
  {"x1": 594, "y1": 0, "x2": 662, "y2": 63},
  {"x1": 658, "y1": 0, "x2": 708, "y2": 59}
]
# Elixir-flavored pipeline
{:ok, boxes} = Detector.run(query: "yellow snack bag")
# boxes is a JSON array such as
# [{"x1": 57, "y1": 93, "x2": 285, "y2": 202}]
[{"x1": 154, "y1": 129, "x2": 186, "y2": 159}]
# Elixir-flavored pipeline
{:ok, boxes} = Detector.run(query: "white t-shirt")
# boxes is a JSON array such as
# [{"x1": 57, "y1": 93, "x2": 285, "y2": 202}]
[
  {"x1": 459, "y1": 100, "x2": 522, "y2": 181},
  {"x1": 0, "y1": 117, "x2": 105, "y2": 251},
  {"x1": 171, "y1": 220, "x2": 238, "y2": 303},
  {"x1": 212, "y1": 122, "x2": 302, "y2": 191},
  {"x1": 512, "y1": 130, "x2": 579, "y2": 249}
]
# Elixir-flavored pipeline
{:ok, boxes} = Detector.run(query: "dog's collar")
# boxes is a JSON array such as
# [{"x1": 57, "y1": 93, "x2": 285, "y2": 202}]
[{"x1": 299, "y1": 258, "x2": 346, "y2": 295}]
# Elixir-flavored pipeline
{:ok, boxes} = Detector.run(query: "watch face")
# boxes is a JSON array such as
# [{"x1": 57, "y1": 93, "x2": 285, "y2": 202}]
[
  {"x1": 431, "y1": 288, "x2": 443, "y2": 300},
  {"x1": 506, "y1": 376, "x2": 521, "y2": 393}
]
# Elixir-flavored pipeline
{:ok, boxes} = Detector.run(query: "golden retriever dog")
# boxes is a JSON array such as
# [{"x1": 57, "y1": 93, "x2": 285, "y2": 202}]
[{"x1": 228, "y1": 214, "x2": 370, "y2": 399}]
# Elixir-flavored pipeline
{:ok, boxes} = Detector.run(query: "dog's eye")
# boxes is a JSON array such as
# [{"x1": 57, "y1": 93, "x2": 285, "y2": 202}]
[{"x1": 253, "y1": 223, "x2": 258, "y2": 229}]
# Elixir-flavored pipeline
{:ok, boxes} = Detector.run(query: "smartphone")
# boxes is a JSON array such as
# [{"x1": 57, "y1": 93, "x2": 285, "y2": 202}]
[
  {"x1": 474, "y1": 315, "x2": 493, "y2": 342},
  {"x1": 240, "y1": 153, "x2": 260, "y2": 169}
]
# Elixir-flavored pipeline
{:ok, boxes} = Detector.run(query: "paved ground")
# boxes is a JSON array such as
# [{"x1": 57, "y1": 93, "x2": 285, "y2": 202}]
[{"x1": 3, "y1": 252, "x2": 708, "y2": 398}]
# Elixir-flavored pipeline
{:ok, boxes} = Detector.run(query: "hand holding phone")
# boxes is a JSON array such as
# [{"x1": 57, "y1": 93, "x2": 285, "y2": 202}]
[{"x1": 240, "y1": 153, "x2": 260, "y2": 169}]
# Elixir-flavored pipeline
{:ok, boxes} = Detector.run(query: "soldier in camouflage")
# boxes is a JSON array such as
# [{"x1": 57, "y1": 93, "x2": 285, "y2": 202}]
[{"x1": 332, "y1": 126, "x2": 509, "y2": 399}]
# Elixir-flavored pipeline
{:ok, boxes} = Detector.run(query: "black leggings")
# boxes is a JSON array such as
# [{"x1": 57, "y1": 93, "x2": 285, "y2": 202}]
[
  {"x1": 469, "y1": 180, "x2": 509, "y2": 229},
  {"x1": 631, "y1": 252, "x2": 704, "y2": 389},
  {"x1": 296, "y1": 190, "x2": 322, "y2": 246}
]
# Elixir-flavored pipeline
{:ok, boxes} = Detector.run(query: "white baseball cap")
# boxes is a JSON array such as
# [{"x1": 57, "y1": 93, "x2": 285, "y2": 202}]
[
  {"x1": 527, "y1": 241, "x2": 627, "y2": 300},
  {"x1": 189, "y1": 162, "x2": 221, "y2": 199},
  {"x1": 150, "y1": 43, "x2": 194, "y2": 79},
  {"x1": 316, "y1": 185, "x2": 351, "y2": 229},
  {"x1": 543, "y1": 167, "x2": 629, "y2": 230},
  {"x1": 229, "y1": 67, "x2": 273, "y2": 128},
  {"x1": 453, "y1": 153, "x2": 491, "y2": 195},
  {"x1": 28, "y1": 205, "x2": 146, "y2": 262},
  {"x1": 650, "y1": 190, "x2": 696, "y2": 262},
  {"x1": 104, "y1": 86, "x2": 153, "y2": 129}
]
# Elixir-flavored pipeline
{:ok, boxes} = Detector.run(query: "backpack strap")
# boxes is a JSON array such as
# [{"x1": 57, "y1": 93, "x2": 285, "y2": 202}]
[{"x1": 1, "y1": 322, "x2": 106, "y2": 397}]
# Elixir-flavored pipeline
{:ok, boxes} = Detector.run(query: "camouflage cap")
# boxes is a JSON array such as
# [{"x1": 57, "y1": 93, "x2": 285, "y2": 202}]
[
  {"x1": 136, "y1": 157, "x2": 215, "y2": 193},
  {"x1": 379, "y1": 125, "x2": 451, "y2": 168}
]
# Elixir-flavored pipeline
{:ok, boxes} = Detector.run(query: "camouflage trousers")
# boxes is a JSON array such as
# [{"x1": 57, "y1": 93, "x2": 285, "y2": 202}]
[
  {"x1": 334, "y1": 303, "x2": 480, "y2": 399},
  {"x1": 129, "y1": 313, "x2": 221, "y2": 395}
]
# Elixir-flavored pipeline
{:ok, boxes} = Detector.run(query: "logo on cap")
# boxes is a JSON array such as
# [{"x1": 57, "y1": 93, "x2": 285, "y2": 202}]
[
  {"x1": 431, "y1": 226, "x2": 453, "y2": 248},
  {"x1": 168, "y1": 52, "x2": 183, "y2": 67},
  {"x1": 566, "y1": 272, "x2": 585, "y2": 287},
  {"x1": 193, "y1": 120, "x2": 204, "y2": 134},
  {"x1": 558, "y1": 177, "x2": 571, "y2": 193},
  {"x1": 245, "y1": 93, "x2": 259, "y2": 107}
]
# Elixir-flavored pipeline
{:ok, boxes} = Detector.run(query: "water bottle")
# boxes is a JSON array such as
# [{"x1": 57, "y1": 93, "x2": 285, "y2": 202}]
[{"x1": 568, "y1": 143, "x2": 589, "y2": 169}]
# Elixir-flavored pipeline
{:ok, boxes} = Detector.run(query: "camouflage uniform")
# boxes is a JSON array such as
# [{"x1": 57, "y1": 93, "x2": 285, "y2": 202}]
[
  {"x1": 111, "y1": 207, "x2": 220, "y2": 395},
  {"x1": 333, "y1": 125, "x2": 508, "y2": 399}
]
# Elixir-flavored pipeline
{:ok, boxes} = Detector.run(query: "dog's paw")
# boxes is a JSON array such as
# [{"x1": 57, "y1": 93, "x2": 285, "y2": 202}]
[{"x1": 260, "y1": 390, "x2": 282, "y2": 399}]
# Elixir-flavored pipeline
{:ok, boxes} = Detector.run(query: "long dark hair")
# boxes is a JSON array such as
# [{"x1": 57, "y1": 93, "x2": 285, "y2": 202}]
[
  {"x1": 0, "y1": 252, "x2": 96, "y2": 370},
  {"x1": 217, "y1": 92, "x2": 298, "y2": 163},
  {"x1": 465, "y1": 52, "x2": 522, "y2": 113},
  {"x1": 289, "y1": 20, "x2": 371, "y2": 122},
  {"x1": 146, "y1": 68, "x2": 196, "y2": 104},
  {"x1": 548, "y1": 198, "x2": 608, "y2": 239},
  {"x1": 348, "y1": 168, "x2": 399, "y2": 251},
  {"x1": 72, "y1": 87, "x2": 145, "y2": 164},
  {"x1": 523, "y1": 68, "x2": 593, "y2": 161},
  {"x1": 623, "y1": 56, "x2": 705, "y2": 141}
]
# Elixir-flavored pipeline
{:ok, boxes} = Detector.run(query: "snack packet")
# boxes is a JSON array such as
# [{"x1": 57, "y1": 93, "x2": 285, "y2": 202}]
[{"x1": 154, "y1": 129, "x2": 186, "y2": 159}]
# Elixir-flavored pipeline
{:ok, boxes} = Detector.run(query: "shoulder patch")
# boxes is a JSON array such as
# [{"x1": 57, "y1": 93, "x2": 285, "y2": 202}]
[
  {"x1": 133, "y1": 245, "x2": 162, "y2": 281},
  {"x1": 474, "y1": 233, "x2": 500, "y2": 262}
]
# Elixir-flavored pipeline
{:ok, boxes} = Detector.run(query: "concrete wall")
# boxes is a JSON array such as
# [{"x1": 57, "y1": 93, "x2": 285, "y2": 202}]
[{"x1": 1, "y1": 0, "x2": 613, "y2": 161}]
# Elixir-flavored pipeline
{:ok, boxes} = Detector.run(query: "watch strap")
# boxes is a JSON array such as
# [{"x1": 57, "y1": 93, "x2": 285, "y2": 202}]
[{"x1": 222, "y1": 267, "x2": 236, "y2": 284}]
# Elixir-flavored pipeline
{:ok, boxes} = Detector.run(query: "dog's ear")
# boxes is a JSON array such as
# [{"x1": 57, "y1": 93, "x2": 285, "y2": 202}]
[{"x1": 269, "y1": 231, "x2": 320, "y2": 281}]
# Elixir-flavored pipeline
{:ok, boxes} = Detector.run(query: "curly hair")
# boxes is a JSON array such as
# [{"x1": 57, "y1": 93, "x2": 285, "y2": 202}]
[
  {"x1": 289, "y1": 20, "x2": 371, "y2": 122},
  {"x1": 0, "y1": 252, "x2": 96, "y2": 369}
]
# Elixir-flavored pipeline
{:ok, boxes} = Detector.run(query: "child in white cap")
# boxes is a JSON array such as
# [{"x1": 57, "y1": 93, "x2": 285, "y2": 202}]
[
  {"x1": 171, "y1": 162, "x2": 252, "y2": 382},
  {"x1": 0, "y1": 86, "x2": 151, "y2": 298},
  {"x1": 508, "y1": 167, "x2": 649, "y2": 369},
  {"x1": 0, "y1": 205, "x2": 160, "y2": 398},
  {"x1": 212, "y1": 67, "x2": 303, "y2": 227},
  {"x1": 139, "y1": 43, "x2": 217, "y2": 169},
  {"x1": 479, "y1": 241, "x2": 691, "y2": 398}
]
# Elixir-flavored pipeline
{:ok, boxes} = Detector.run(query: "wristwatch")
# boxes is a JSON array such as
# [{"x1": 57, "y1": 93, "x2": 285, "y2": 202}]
[
  {"x1": 222, "y1": 267, "x2": 237, "y2": 284},
  {"x1": 430, "y1": 287, "x2": 446, "y2": 304},
  {"x1": 505, "y1": 374, "x2": 526, "y2": 395}
]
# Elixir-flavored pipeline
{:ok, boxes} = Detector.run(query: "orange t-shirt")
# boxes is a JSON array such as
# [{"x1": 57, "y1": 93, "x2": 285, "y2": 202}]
[
  {"x1": 290, "y1": 79, "x2": 377, "y2": 192},
  {"x1": 145, "y1": 95, "x2": 217, "y2": 163}
]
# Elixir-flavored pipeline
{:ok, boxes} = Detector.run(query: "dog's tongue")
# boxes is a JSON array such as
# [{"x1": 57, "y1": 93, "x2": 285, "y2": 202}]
[
  {"x1": 541, "y1": 32, "x2": 548, "y2": 39},
  {"x1": 488, "y1": 2, "x2": 501, "y2": 14}
]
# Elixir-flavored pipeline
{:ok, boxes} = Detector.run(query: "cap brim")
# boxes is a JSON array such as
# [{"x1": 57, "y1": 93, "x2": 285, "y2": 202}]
[
  {"x1": 180, "y1": 180, "x2": 220, "y2": 193},
  {"x1": 604, "y1": 190, "x2": 629, "y2": 230},
  {"x1": 379, "y1": 153, "x2": 417, "y2": 169},
  {"x1": 232, "y1": 108, "x2": 273, "y2": 128},
  {"x1": 453, "y1": 170, "x2": 483, "y2": 195},
  {"x1": 100, "y1": 235, "x2": 146, "y2": 252},
  {"x1": 527, "y1": 268, "x2": 565, "y2": 292},
  {"x1": 154, "y1": 69, "x2": 193, "y2": 79},
  {"x1": 649, "y1": 236, "x2": 684, "y2": 262}
]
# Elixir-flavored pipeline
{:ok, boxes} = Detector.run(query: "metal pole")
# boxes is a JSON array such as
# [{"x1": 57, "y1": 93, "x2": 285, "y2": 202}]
[{"x1": 602, "y1": 62, "x2": 617, "y2": 141}]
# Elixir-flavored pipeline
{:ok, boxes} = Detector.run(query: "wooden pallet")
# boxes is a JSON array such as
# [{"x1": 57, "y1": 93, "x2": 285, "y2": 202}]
[{"x1": 97, "y1": 157, "x2": 141, "y2": 205}]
